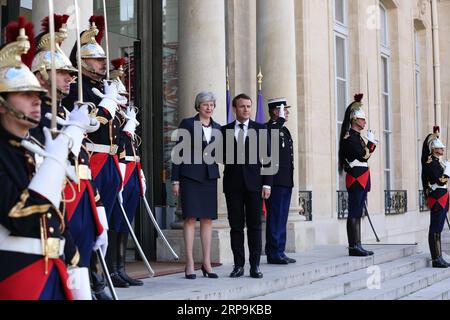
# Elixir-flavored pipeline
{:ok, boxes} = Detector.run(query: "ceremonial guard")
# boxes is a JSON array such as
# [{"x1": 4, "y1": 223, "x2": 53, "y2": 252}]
[
  {"x1": 265, "y1": 98, "x2": 296, "y2": 265},
  {"x1": 63, "y1": 15, "x2": 123, "y2": 300},
  {"x1": 108, "y1": 58, "x2": 143, "y2": 287},
  {"x1": 0, "y1": 17, "x2": 90, "y2": 300},
  {"x1": 338, "y1": 94, "x2": 377, "y2": 257},
  {"x1": 421, "y1": 127, "x2": 450, "y2": 268}
]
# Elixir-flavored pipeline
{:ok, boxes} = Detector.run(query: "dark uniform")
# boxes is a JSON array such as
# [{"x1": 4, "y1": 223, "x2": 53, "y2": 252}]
[
  {"x1": 341, "y1": 128, "x2": 376, "y2": 219},
  {"x1": 339, "y1": 94, "x2": 376, "y2": 257},
  {"x1": 0, "y1": 126, "x2": 79, "y2": 300},
  {"x1": 422, "y1": 130, "x2": 450, "y2": 268},
  {"x1": 265, "y1": 116, "x2": 295, "y2": 264}
]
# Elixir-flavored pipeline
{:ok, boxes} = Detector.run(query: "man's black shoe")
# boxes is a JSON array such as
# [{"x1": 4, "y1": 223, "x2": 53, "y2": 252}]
[
  {"x1": 250, "y1": 266, "x2": 263, "y2": 279},
  {"x1": 281, "y1": 255, "x2": 297, "y2": 263},
  {"x1": 229, "y1": 266, "x2": 244, "y2": 278},
  {"x1": 111, "y1": 273, "x2": 129, "y2": 288},
  {"x1": 267, "y1": 257, "x2": 289, "y2": 265}
]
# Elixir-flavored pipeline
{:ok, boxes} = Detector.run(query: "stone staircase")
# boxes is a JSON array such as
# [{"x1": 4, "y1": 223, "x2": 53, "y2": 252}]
[{"x1": 118, "y1": 244, "x2": 450, "y2": 300}]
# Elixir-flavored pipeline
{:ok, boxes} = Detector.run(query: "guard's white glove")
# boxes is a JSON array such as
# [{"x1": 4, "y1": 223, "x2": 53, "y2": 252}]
[
  {"x1": 366, "y1": 130, "x2": 378, "y2": 145},
  {"x1": 444, "y1": 160, "x2": 450, "y2": 177},
  {"x1": 140, "y1": 169, "x2": 147, "y2": 195},
  {"x1": 92, "y1": 80, "x2": 127, "y2": 118},
  {"x1": 122, "y1": 107, "x2": 140, "y2": 137},
  {"x1": 28, "y1": 127, "x2": 70, "y2": 207},
  {"x1": 61, "y1": 105, "x2": 91, "y2": 158},
  {"x1": 46, "y1": 104, "x2": 99, "y2": 133},
  {"x1": 67, "y1": 267, "x2": 92, "y2": 300},
  {"x1": 93, "y1": 206, "x2": 108, "y2": 257},
  {"x1": 278, "y1": 104, "x2": 286, "y2": 119}
]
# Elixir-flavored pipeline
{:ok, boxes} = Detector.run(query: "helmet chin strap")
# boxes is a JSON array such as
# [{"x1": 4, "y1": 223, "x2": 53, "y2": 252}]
[
  {"x1": 81, "y1": 60, "x2": 106, "y2": 79},
  {"x1": 0, "y1": 96, "x2": 40, "y2": 125}
]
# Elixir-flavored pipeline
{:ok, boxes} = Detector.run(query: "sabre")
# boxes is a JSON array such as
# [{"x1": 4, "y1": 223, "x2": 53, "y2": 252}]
[
  {"x1": 117, "y1": 199, "x2": 155, "y2": 277},
  {"x1": 96, "y1": 249, "x2": 119, "y2": 300},
  {"x1": 366, "y1": 59, "x2": 371, "y2": 130},
  {"x1": 73, "y1": 0, "x2": 83, "y2": 103},
  {"x1": 48, "y1": 0, "x2": 57, "y2": 130},
  {"x1": 102, "y1": 0, "x2": 110, "y2": 80},
  {"x1": 365, "y1": 202, "x2": 380, "y2": 243},
  {"x1": 143, "y1": 195, "x2": 179, "y2": 260}
]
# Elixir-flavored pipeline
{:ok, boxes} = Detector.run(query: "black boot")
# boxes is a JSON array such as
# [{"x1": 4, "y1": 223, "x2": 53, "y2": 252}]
[
  {"x1": 347, "y1": 218, "x2": 369, "y2": 257},
  {"x1": 117, "y1": 232, "x2": 143, "y2": 286},
  {"x1": 430, "y1": 233, "x2": 448, "y2": 268},
  {"x1": 106, "y1": 230, "x2": 130, "y2": 288},
  {"x1": 355, "y1": 218, "x2": 374, "y2": 256},
  {"x1": 90, "y1": 252, "x2": 112, "y2": 300}
]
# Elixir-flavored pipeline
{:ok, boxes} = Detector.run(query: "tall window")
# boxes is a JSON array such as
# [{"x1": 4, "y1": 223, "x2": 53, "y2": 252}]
[
  {"x1": 415, "y1": 30, "x2": 422, "y2": 184},
  {"x1": 380, "y1": 4, "x2": 392, "y2": 191},
  {"x1": 334, "y1": 0, "x2": 349, "y2": 190}
]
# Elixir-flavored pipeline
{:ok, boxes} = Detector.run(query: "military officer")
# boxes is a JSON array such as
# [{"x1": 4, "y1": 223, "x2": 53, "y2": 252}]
[
  {"x1": 30, "y1": 14, "x2": 108, "y2": 273},
  {"x1": 63, "y1": 15, "x2": 124, "y2": 299},
  {"x1": 107, "y1": 58, "x2": 144, "y2": 287},
  {"x1": 0, "y1": 17, "x2": 89, "y2": 300},
  {"x1": 338, "y1": 94, "x2": 377, "y2": 257},
  {"x1": 265, "y1": 98, "x2": 296, "y2": 265},
  {"x1": 421, "y1": 127, "x2": 450, "y2": 268}
]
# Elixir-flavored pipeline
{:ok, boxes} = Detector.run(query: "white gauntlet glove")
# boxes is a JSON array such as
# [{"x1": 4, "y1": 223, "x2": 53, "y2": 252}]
[
  {"x1": 444, "y1": 160, "x2": 450, "y2": 177},
  {"x1": 366, "y1": 130, "x2": 378, "y2": 145},
  {"x1": 92, "y1": 80, "x2": 128, "y2": 118},
  {"x1": 140, "y1": 169, "x2": 147, "y2": 195},
  {"x1": 28, "y1": 127, "x2": 70, "y2": 207},
  {"x1": 122, "y1": 107, "x2": 140, "y2": 137},
  {"x1": 93, "y1": 206, "x2": 108, "y2": 257}
]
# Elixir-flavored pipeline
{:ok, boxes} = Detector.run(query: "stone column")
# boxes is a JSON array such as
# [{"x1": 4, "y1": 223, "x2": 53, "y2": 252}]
[
  {"x1": 32, "y1": 0, "x2": 92, "y2": 55},
  {"x1": 157, "y1": 0, "x2": 232, "y2": 264},
  {"x1": 257, "y1": 0, "x2": 314, "y2": 253}
]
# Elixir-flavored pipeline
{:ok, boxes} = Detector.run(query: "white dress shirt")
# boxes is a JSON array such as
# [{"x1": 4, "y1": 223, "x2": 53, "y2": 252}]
[{"x1": 203, "y1": 126, "x2": 212, "y2": 143}]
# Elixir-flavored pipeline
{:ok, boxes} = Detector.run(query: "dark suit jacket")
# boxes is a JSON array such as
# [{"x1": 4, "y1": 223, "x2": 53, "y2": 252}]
[
  {"x1": 221, "y1": 120, "x2": 273, "y2": 193},
  {"x1": 171, "y1": 115, "x2": 221, "y2": 183},
  {"x1": 266, "y1": 117, "x2": 294, "y2": 188}
]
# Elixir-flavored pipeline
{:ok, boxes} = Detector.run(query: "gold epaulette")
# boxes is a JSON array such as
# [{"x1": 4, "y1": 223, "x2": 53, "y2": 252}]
[{"x1": 96, "y1": 116, "x2": 109, "y2": 125}]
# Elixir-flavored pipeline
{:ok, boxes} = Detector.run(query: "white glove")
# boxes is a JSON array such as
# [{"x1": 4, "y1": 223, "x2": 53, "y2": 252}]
[
  {"x1": 45, "y1": 104, "x2": 99, "y2": 133},
  {"x1": 122, "y1": 107, "x2": 140, "y2": 136},
  {"x1": 29, "y1": 127, "x2": 70, "y2": 207},
  {"x1": 366, "y1": 130, "x2": 378, "y2": 145},
  {"x1": 119, "y1": 162, "x2": 127, "y2": 191},
  {"x1": 278, "y1": 104, "x2": 286, "y2": 119},
  {"x1": 444, "y1": 160, "x2": 450, "y2": 177},
  {"x1": 93, "y1": 206, "x2": 108, "y2": 257},
  {"x1": 67, "y1": 267, "x2": 92, "y2": 300},
  {"x1": 140, "y1": 169, "x2": 147, "y2": 195},
  {"x1": 92, "y1": 80, "x2": 127, "y2": 118},
  {"x1": 61, "y1": 106, "x2": 90, "y2": 158}
]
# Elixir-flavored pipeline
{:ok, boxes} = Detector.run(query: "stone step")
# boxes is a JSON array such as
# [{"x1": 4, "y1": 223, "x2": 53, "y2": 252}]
[
  {"x1": 335, "y1": 266, "x2": 450, "y2": 300},
  {"x1": 252, "y1": 254, "x2": 428, "y2": 300},
  {"x1": 116, "y1": 244, "x2": 418, "y2": 300},
  {"x1": 400, "y1": 276, "x2": 450, "y2": 300}
]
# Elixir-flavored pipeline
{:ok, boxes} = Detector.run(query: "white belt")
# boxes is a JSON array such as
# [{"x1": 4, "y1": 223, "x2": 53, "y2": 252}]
[
  {"x1": 348, "y1": 160, "x2": 369, "y2": 168},
  {"x1": 124, "y1": 156, "x2": 140, "y2": 162},
  {"x1": 0, "y1": 234, "x2": 65, "y2": 259},
  {"x1": 86, "y1": 143, "x2": 118, "y2": 155},
  {"x1": 431, "y1": 184, "x2": 448, "y2": 191}
]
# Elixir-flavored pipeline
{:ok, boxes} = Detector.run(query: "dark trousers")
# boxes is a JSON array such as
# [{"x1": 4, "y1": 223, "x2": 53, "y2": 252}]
[
  {"x1": 430, "y1": 206, "x2": 448, "y2": 234},
  {"x1": 225, "y1": 190, "x2": 262, "y2": 268},
  {"x1": 265, "y1": 186, "x2": 292, "y2": 259}
]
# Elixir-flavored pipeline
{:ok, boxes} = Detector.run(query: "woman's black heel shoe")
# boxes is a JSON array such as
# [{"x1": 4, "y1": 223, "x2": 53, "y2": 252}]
[
  {"x1": 201, "y1": 265, "x2": 218, "y2": 278},
  {"x1": 185, "y1": 268, "x2": 196, "y2": 280}
]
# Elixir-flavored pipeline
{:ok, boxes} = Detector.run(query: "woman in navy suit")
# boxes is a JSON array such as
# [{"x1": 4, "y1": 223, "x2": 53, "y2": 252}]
[{"x1": 171, "y1": 92, "x2": 221, "y2": 279}]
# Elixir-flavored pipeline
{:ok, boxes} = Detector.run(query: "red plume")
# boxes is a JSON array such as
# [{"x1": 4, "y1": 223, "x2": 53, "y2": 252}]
[
  {"x1": 354, "y1": 93, "x2": 364, "y2": 103},
  {"x1": 112, "y1": 57, "x2": 125, "y2": 70},
  {"x1": 41, "y1": 14, "x2": 70, "y2": 33},
  {"x1": 5, "y1": 16, "x2": 35, "y2": 68},
  {"x1": 89, "y1": 15, "x2": 105, "y2": 44}
]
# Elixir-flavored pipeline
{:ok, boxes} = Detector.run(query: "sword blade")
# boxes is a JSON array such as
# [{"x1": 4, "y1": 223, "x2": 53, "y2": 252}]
[
  {"x1": 117, "y1": 199, "x2": 155, "y2": 277},
  {"x1": 48, "y1": 1, "x2": 57, "y2": 130},
  {"x1": 73, "y1": 0, "x2": 83, "y2": 103},
  {"x1": 102, "y1": 0, "x2": 110, "y2": 80},
  {"x1": 96, "y1": 249, "x2": 119, "y2": 300},
  {"x1": 143, "y1": 196, "x2": 179, "y2": 261}
]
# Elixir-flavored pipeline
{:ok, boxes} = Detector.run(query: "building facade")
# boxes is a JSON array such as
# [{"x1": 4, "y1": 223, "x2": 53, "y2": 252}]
[{"x1": 4, "y1": 0, "x2": 450, "y2": 263}]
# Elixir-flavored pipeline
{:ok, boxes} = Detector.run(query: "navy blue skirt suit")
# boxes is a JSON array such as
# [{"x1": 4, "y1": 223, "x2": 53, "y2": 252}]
[{"x1": 171, "y1": 115, "x2": 221, "y2": 220}]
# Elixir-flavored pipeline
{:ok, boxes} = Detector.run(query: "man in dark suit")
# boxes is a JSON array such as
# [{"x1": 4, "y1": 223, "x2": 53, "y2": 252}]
[
  {"x1": 265, "y1": 98, "x2": 296, "y2": 265},
  {"x1": 222, "y1": 93, "x2": 273, "y2": 279}
]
